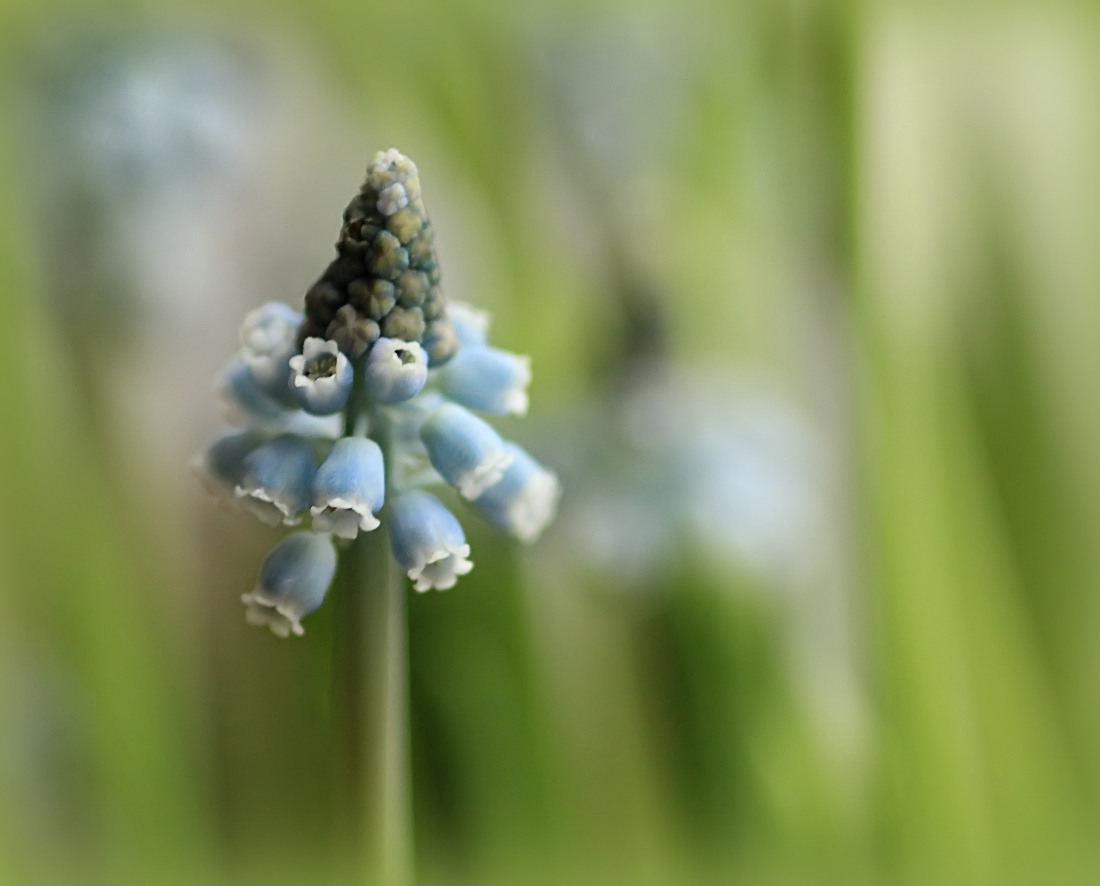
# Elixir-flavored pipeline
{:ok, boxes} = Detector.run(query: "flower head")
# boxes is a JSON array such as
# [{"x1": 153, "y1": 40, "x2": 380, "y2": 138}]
[
  {"x1": 199, "y1": 147, "x2": 558, "y2": 636},
  {"x1": 389, "y1": 491, "x2": 473, "y2": 592},
  {"x1": 295, "y1": 148, "x2": 457, "y2": 367},
  {"x1": 241, "y1": 532, "x2": 337, "y2": 637}
]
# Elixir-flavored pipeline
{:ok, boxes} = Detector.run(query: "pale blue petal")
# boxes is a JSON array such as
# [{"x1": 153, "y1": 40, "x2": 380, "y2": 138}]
[
  {"x1": 441, "y1": 346, "x2": 531, "y2": 416},
  {"x1": 446, "y1": 302, "x2": 490, "y2": 348},
  {"x1": 289, "y1": 338, "x2": 353, "y2": 415},
  {"x1": 241, "y1": 532, "x2": 337, "y2": 637},
  {"x1": 310, "y1": 437, "x2": 386, "y2": 539},
  {"x1": 364, "y1": 337, "x2": 428, "y2": 404},
  {"x1": 218, "y1": 359, "x2": 289, "y2": 424},
  {"x1": 420, "y1": 403, "x2": 514, "y2": 499},
  {"x1": 239, "y1": 302, "x2": 301, "y2": 405},
  {"x1": 235, "y1": 434, "x2": 318, "y2": 526},
  {"x1": 389, "y1": 490, "x2": 473, "y2": 591},
  {"x1": 193, "y1": 429, "x2": 266, "y2": 499},
  {"x1": 473, "y1": 443, "x2": 561, "y2": 542}
]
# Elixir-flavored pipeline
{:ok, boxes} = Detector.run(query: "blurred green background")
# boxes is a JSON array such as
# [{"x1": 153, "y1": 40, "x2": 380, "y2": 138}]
[{"x1": 2, "y1": 0, "x2": 1099, "y2": 884}]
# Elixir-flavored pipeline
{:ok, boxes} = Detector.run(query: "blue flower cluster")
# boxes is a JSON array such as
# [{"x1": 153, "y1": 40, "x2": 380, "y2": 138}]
[{"x1": 195, "y1": 150, "x2": 560, "y2": 638}]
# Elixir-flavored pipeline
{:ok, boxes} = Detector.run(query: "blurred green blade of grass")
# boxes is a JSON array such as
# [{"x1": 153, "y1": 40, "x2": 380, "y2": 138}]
[
  {"x1": 855, "y1": 13, "x2": 1095, "y2": 878},
  {"x1": 0, "y1": 83, "x2": 211, "y2": 882}
]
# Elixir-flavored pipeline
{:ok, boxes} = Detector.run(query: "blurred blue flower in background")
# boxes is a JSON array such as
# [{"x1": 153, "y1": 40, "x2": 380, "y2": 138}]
[{"x1": 560, "y1": 371, "x2": 825, "y2": 588}]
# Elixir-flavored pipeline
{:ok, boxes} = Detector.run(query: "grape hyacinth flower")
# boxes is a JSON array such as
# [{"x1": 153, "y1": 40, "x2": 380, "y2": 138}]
[
  {"x1": 241, "y1": 531, "x2": 338, "y2": 638},
  {"x1": 472, "y1": 443, "x2": 560, "y2": 542},
  {"x1": 365, "y1": 337, "x2": 428, "y2": 404},
  {"x1": 389, "y1": 490, "x2": 474, "y2": 592},
  {"x1": 311, "y1": 436, "x2": 386, "y2": 539},
  {"x1": 218, "y1": 358, "x2": 290, "y2": 425},
  {"x1": 234, "y1": 434, "x2": 319, "y2": 527},
  {"x1": 420, "y1": 402, "x2": 514, "y2": 499},
  {"x1": 289, "y1": 337, "x2": 353, "y2": 415},
  {"x1": 441, "y1": 345, "x2": 531, "y2": 416},
  {"x1": 192, "y1": 429, "x2": 266, "y2": 502},
  {"x1": 446, "y1": 301, "x2": 490, "y2": 347},
  {"x1": 195, "y1": 147, "x2": 560, "y2": 637},
  {"x1": 239, "y1": 301, "x2": 303, "y2": 404}
]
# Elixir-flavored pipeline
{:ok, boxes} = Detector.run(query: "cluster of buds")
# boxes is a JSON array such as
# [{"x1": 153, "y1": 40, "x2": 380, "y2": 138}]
[
  {"x1": 195, "y1": 149, "x2": 560, "y2": 638},
  {"x1": 297, "y1": 148, "x2": 458, "y2": 365}
]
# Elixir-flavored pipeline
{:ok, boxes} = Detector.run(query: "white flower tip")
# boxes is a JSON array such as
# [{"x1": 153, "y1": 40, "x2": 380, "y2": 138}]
[
  {"x1": 376, "y1": 147, "x2": 405, "y2": 167},
  {"x1": 235, "y1": 486, "x2": 301, "y2": 526},
  {"x1": 412, "y1": 572, "x2": 458, "y2": 593},
  {"x1": 504, "y1": 390, "x2": 530, "y2": 417},
  {"x1": 408, "y1": 545, "x2": 473, "y2": 592},
  {"x1": 302, "y1": 336, "x2": 339, "y2": 356},
  {"x1": 457, "y1": 450, "x2": 515, "y2": 500},
  {"x1": 294, "y1": 340, "x2": 345, "y2": 379},
  {"x1": 504, "y1": 356, "x2": 532, "y2": 415},
  {"x1": 241, "y1": 593, "x2": 305, "y2": 638},
  {"x1": 310, "y1": 503, "x2": 381, "y2": 539},
  {"x1": 513, "y1": 471, "x2": 562, "y2": 543},
  {"x1": 447, "y1": 302, "x2": 491, "y2": 345}
]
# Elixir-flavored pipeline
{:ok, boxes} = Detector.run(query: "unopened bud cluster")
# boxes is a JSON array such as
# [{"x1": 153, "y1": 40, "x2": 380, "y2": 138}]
[
  {"x1": 195, "y1": 149, "x2": 559, "y2": 638},
  {"x1": 298, "y1": 149, "x2": 458, "y2": 366}
]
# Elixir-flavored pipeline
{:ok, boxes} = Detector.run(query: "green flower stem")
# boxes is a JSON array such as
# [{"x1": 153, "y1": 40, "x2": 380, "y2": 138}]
[{"x1": 334, "y1": 362, "x2": 412, "y2": 885}]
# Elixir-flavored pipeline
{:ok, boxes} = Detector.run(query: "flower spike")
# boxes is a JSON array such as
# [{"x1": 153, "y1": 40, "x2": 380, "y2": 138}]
[
  {"x1": 198, "y1": 147, "x2": 559, "y2": 635},
  {"x1": 297, "y1": 149, "x2": 458, "y2": 368}
]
